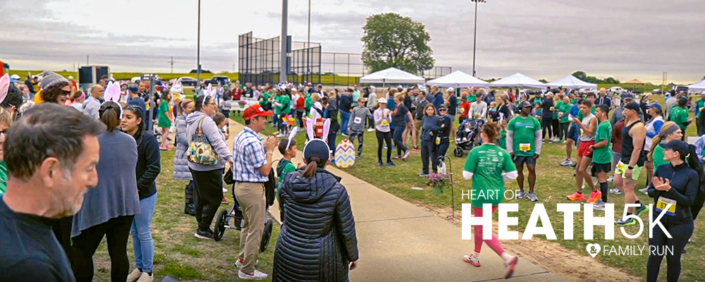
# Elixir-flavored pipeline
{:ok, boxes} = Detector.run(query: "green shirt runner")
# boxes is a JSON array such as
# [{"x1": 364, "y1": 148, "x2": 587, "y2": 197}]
[
  {"x1": 464, "y1": 144, "x2": 517, "y2": 208},
  {"x1": 553, "y1": 100, "x2": 563, "y2": 120},
  {"x1": 593, "y1": 121, "x2": 613, "y2": 164},
  {"x1": 507, "y1": 116, "x2": 541, "y2": 157},
  {"x1": 670, "y1": 106, "x2": 688, "y2": 131},
  {"x1": 558, "y1": 102, "x2": 572, "y2": 123}
]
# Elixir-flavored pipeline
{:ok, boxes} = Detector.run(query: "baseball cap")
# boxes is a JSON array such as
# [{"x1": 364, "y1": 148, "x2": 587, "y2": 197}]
[
  {"x1": 649, "y1": 103, "x2": 662, "y2": 112},
  {"x1": 303, "y1": 139, "x2": 331, "y2": 164},
  {"x1": 446, "y1": 87, "x2": 455, "y2": 93},
  {"x1": 625, "y1": 102, "x2": 640, "y2": 111},
  {"x1": 519, "y1": 101, "x2": 532, "y2": 108},
  {"x1": 438, "y1": 105, "x2": 448, "y2": 111},
  {"x1": 243, "y1": 104, "x2": 273, "y2": 121},
  {"x1": 378, "y1": 99, "x2": 387, "y2": 104},
  {"x1": 701, "y1": 91, "x2": 705, "y2": 95},
  {"x1": 660, "y1": 140, "x2": 690, "y2": 157},
  {"x1": 622, "y1": 93, "x2": 635, "y2": 100},
  {"x1": 678, "y1": 97, "x2": 688, "y2": 104}
]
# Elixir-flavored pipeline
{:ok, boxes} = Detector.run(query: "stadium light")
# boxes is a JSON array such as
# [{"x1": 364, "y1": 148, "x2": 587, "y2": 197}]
[{"x1": 471, "y1": 0, "x2": 486, "y2": 77}]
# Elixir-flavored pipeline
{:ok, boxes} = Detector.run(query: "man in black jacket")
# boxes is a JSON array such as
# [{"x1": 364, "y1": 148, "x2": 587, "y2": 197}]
[
  {"x1": 413, "y1": 91, "x2": 429, "y2": 150},
  {"x1": 596, "y1": 88, "x2": 612, "y2": 109},
  {"x1": 339, "y1": 89, "x2": 353, "y2": 136}
]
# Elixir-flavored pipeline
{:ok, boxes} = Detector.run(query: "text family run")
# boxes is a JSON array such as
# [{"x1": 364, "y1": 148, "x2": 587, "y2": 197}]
[{"x1": 461, "y1": 203, "x2": 674, "y2": 241}]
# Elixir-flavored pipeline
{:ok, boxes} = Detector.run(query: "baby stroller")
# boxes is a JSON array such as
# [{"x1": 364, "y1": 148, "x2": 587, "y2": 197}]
[
  {"x1": 454, "y1": 117, "x2": 484, "y2": 158},
  {"x1": 214, "y1": 167, "x2": 276, "y2": 253}
]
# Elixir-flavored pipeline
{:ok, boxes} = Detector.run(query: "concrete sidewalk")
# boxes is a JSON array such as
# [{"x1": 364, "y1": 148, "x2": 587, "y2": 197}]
[{"x1": 225, "y1": 121, "x2": 565, "y2": 282}]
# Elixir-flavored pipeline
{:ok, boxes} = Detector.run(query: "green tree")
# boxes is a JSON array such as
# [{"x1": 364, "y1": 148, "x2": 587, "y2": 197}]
[
  {"x1": 361, "y1": 13, "x2": 435, "y2": 74},
  {"x1": 604, "y1": 77, "x2": 620, "y2": 84},
  {"x1": 539, "y1": 79, "x2": 548, "y2": 83},
  {"x1": 572, "y1": 71, "x2": 587, "y2": 80}
]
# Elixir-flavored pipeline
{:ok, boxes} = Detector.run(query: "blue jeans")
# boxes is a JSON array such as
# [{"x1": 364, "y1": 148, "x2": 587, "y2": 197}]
[
  {"x1": 393, "y1": 124, "x2": 408, "y2": 156},
  {"x1": 340, "y1": 111, "x2": 351, "y2": 134},
  {"x1": 131, "y1": 193, "x2": 157, "y2": 272}
]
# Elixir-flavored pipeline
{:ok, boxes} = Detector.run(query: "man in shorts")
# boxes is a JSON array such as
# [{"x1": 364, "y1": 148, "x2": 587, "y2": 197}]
[
  {"x1": 591, "y1": 105, "x2": 613, "y2": 210},
  {"x1": 507, "y1": 101, "x2": 542, "y2": 202},
  {"x1": 616, "y1": 102, "x2": 649, "y2": 226},
  {"x1": 567, "y1": 100, "x2": 600, "y2": 202}
]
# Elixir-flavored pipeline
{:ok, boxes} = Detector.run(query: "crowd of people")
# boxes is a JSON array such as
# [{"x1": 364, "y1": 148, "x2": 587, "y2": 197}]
[{"x1": 1, "y1": 69, "x2": 704, "y2": 282}]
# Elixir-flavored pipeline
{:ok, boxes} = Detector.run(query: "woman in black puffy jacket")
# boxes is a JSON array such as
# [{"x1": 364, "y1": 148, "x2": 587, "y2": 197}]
[{"x1": 273, "y1": 139, "x2": 359, "y2": 282}]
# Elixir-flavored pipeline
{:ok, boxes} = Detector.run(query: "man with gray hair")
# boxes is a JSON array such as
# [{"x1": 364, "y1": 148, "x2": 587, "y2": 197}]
[
  {"x1": 0, "y1": 103, "x2": 106, "y2": 281},
  {"x1": 82, "y1": 84, "x2": 104, "y2": 119}
]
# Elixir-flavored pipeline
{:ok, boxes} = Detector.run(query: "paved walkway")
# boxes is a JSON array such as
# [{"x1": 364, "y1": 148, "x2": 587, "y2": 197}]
[{"x1": 225, "y1": 121, "x2": 564, "y2": 281}]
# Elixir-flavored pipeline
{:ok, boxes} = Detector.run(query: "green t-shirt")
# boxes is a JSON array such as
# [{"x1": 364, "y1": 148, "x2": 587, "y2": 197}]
[
  {"x1": 499, "y1": 128, "x2": 507, "y2": 150},
  {"x1": 279, "y1": 95, "x2": 292, "y2": 114},
  {"x1": 305, "y1": 93, "x2": 313, "y2": 110},
  {"x1": 553, "y1": 101, "x2": 563, "y2": 119},
  {"x1": 464, "y1": 144, "x2": 517, "y2": 208},
  {"x1": 593, "y1": 121, "x2": 613, "y2": 164},
  {"x1": 533, "y1": 98, "x2": 542, "y2": 106},
  {"x1": 652, "y1": 144, "x2": 667, "y2": 173},
  {"x1": 670, "y1": 106, "x2": 688, "y2": 131},
  {"x1": 558, "y1": 103, "x2": 572, "y2": 123},
  {"x1": 468, "y1": 95, "x2": 477, "y2": 102},
  {"x1": 276, "y1": 159, "x2": 297, "y2": 186},
  {"x1": 507, "y1": 115, "x2": 541, "y2": 157},
  {"x1": 576, "y1": 107, "x2": 596, "y2": 120},
  {"x1": 352, "y1": 90, "x2": 361, "y2": 107},
  {"x1": 570, "y1": 99, "x2": 576, "y2": 104},
  {"x1": 0, "y1": 161, "x2": 7, "y2": 196},
  {"x1": 260, "y1": 92, "x2": 272, "y2": 109},
  {"x1": 535, "y1": 108, "x2": 541, "y2": 118},
  {"x1": 697, "y1": 99, "x2": 705, "y2": 117}
]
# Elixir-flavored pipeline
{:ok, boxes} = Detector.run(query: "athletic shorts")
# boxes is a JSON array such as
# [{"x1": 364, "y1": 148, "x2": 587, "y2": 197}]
[
  {"x1": 567, "y1": 123, "x2": 579, "y2": 141},
  {"x1": 513, "y1": 155, "x2": 536, "y2": 166},
  {"x1": 578, "y1": 140, "x2": 595, "y2": 157},
  {"x1": 615, "y1": 160, "x2": 642, "y2": 181},
  {"x1": 593, "y1": 162, "x2": 612, "y2": 174}
]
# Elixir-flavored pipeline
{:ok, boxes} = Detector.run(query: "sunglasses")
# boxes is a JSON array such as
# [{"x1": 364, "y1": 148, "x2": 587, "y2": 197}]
[{"x1": 61, "y1": 89, "x2": 72, "y2": 95}]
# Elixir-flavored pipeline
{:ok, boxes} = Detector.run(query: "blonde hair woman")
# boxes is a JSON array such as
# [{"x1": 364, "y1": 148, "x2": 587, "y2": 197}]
[{"x1": 649, "y1": 121, "x2": 683, "y2": 173}]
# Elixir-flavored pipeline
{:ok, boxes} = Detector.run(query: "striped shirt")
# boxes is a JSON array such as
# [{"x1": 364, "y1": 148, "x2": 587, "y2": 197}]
[{"x1": 232, "y1": 126, "x2": 268, "y2": 183}]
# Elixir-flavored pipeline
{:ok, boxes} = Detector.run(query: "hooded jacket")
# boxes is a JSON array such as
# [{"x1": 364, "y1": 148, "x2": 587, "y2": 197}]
[
  {"x1": 273, "y1": 168, "x2": 358, "y2": 282},
  {"x1": 173, "y1": 113, "x2": 192, "y2": 180},
  {"x1": 185, "y1": 111, "x2": 234, "y2": 171}
]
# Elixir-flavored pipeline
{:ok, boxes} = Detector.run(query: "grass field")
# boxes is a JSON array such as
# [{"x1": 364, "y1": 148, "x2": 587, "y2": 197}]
[
  {"x1": 91, "y1": 149, "x2": 280, "y2": 282},
  {"x1": 231, "y1": 93, "x2": 704, "y2": 281}
]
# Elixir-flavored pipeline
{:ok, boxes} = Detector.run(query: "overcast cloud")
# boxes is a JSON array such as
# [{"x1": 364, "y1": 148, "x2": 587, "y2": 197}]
[{"x1": 1, "y1": 0, "x2": 704, "y2": 83}]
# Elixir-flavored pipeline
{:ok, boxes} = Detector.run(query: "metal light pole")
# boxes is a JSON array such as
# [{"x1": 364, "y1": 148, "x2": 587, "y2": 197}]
[
  {"x1": 197, "y1": 0, "x2": 201, "y2": 89},
  {"x1": 281, "y1": 0, "x2": 288, "y2": 83},
  {"x1": 471, "y1": 0, "x2": 486, "y2": 77},
  {"x1": 307, "y1": 0, "x2": 311, "y2": 82}
]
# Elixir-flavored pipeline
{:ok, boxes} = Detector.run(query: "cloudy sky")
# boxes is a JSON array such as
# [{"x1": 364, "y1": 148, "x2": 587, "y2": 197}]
[{"x1": 2, "y1": 0, "x2": 704, "y2": 84}]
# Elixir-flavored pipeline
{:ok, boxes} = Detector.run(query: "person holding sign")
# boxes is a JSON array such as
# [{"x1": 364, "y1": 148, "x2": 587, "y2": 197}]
[
  {"x1": 646, "y1": 139, "x2": 701, "y2": 282},
  {"x1": 506, "y1": 101, "x2": 542, "y2": 202}
]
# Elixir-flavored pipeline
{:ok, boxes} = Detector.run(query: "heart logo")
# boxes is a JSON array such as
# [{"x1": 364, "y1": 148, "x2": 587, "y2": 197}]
[{"x1": 586, "y1": 243, "x2": 601, "y2": 258}]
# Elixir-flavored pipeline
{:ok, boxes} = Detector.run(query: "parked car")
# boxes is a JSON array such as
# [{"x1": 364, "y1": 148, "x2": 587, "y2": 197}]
[
  {"x1": 609, "y1": 86, "x2": 624, "y2": 94},
  {"x1": 210, "y1": 75, "x2": 231, "y2": 86},
  {"x1": 179, "y1": 77, "x2": 198, "y2": 87},
  {"x1": 651, "y1": 89, "x2": 663, "y2": 95}
]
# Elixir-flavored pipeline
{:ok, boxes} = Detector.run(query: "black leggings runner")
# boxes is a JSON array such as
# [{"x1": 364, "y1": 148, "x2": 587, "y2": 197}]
[
  {"x1": 647, "y1": 220, "x2": 694, "y2": 282},
  {"x1": 558, "y1": 122, "x2": 570, "y2": 141},
  {"x1": 190, "y1": 168, "x2": 225, "y2": 232},
  {"x1": 376, "y1": 130, "x2": 392, "y2": 163},
  {"x1": 541, "y1": 116, "x2": 553, "y2": 139},
  {"x1": 72, "y1": 215, "x2": 135, "y2": 282},
  {"x1": 551, "y1": 119, "x2": 559, "y2": 139}
]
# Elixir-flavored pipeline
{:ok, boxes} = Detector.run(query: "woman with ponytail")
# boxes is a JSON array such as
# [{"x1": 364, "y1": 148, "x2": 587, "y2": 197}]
[
  {"x1": 649, "y1": 121, "x2": 683, "y2": 175},
  {"x1": 122, "y1": 105, "x2": 161, "y2": 282},
  {"x1": 646, "y1": 139, "x2": 700, "y2": 282},
  {"x1": 273, "y1": 139, "x2": 359, "y2": 281}
]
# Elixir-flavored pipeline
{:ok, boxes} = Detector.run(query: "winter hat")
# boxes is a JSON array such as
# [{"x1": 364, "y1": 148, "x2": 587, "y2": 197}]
[
  {"x1": 303, "y1": 139, "x2": 331, "y2": 165},
  {"x1": 40, "y1": 70, "x2": 69, "y2": 90}
]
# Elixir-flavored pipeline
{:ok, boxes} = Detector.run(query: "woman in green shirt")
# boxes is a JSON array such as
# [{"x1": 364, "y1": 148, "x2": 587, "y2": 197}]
[
  {"x1": 557, "y1": 96, "x2": 572, "y2": 143},
  {"x1": 461, "y1": 123, "x2": 519, "y2": 279},
  {"x1": 0, "y1": 107, "x2": 12, "y2": 196},
  {"x1": 158, "y1": 92, "x2": 173, "y2": 150},
  {"x1": 648, "y1": 122, "x2": 683, "y2": 173}
]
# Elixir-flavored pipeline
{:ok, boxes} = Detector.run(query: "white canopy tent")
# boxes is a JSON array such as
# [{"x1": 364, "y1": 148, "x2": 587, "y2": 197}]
[
  {"x1": 688, "y1": 79, "x2": 705, "y2": 91},
  {"x1": 547, "y1": 75, "x2": 598, "y2": 89},
  {"x1": 359, "y1": 67, "x2": 426, "y2": 85},
  {"x1": 490, "y1": 73, "x2": 547, "y2": 89},
  {"x1": 426, "y1": 70, "x2": 489, "y2": 88}
]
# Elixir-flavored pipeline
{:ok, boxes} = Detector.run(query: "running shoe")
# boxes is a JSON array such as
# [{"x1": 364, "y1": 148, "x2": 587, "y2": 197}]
[
  {"x1": 341, "y1": 133, "x2": 349, "y2": 137},
  {"x1": 367, "y1": 128, "x2": 375, "y2": 132},
  {"x1": 393, "y1": 156, "x2": 402, "y2": 160},
  {"x1": 378, "y1": 162, "x2": 384, "y2": 167},
  {"x1": 413, "y1": 147, "x2": 420, "y2": 152},
  {"x1": 504, "y1": 256, "x2": 519, "y2": 279},
  {"x1": 635, "y1": 204, "x2": 649, "y2": 216},
  {"x1": 569, "y1": 163, "x2": 577, "y2": 169},
  {"x1": 223, "y1": 187, "x2": 228, "y2": 193},
  {"x1": 607, "y1": 176, "x2": 614, "y2": 182},
  {"x1": 419, "y1": 173, "x2": 429, "y2": 177},
  {"x1": 403, "y1": 150, "x2": 411, "y2": 160},
  {"x1": 238, "y1": 269, "x2": 268, "y2": 280},
  {"x1": 516, "y1": 190, "x2": 526, "y2": 199},
  {"x1": 194, "y1": 228, "x2": 215, "y2": 240},
  {"x1": 560, "y1": 159, "x2": 571, "y2": 166},
  {"x1": 235, "y1": 257, "x2": 259, "y2": 268},
  {"x1": 587, "y1": 190, "x2": 602, "y2": 204},
  {"x1": 593, "y1": 200, "x2": 606, "y2": 211},
  {"x1": 616, "y1": 217, "x2": 636, "y2": 226},
  {"x1": 567, "y1": 192, "x2": 585, "y2": 201},
  {"x1": 610, "y1": 188, "x2": 622, "y2": 195},
  {"x1": 386, "y1": 161, "x2": 396, "y2": 167},
  {"x1": 561, "y1": 140, "x2": 567, "y2": 144},
  {"x1": 638, "y1": 187, "x2": 649, "y2": 194},
  {"x1": 463, "y1": 255, "x2": 481, "y2": 267},
  {"x1": 276, "y1": 133, "x2": 287, "y2": 138},
  {"x1": 159, "y1": 145, "x2": 169, "y2": 151},
  {"x1": 528, "y1": 192, "x2": 539, "y2": 202},
  {"x1": 221, "y1": 197, "x2": 229, "y2": 204}
]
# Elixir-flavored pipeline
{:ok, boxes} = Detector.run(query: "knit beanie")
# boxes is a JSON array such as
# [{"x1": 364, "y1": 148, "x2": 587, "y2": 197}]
[{"x1": 40, "y1": 70, "x2": 69, "y2": 90}]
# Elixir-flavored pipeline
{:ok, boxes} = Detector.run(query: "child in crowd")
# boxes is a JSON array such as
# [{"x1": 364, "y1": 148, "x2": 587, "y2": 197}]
[
  {"x1": 488, "y1": 101, "x2": 497, "y2": 120},
  {"x1": 459, "y1": 94, "x2": 470, "y2": 124},
  {"x1": 276, "y1": 139, "x2": 298, "y2": 200},
  {"x1": 212, "y1": 112, "x2": 230, "y2": 205},
  {"x1": 348, "y1": 98, "x2": 373, "y2": 158},
  {"x1": 533, "y1": 103, "x2": 542, "y2": 121},
  {"x1": 158, "y1": 91, "x2": 173, "y2": 150}
]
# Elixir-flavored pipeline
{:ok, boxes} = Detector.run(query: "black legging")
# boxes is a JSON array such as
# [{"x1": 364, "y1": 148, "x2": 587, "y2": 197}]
[
  {"x1": 393, "y1": 124, "x2": 408, "y2": 156},
  {"x1": 647, "y1": 220, "x2": 694, "y2": 282},
  {"x1": 72, "y1": 215, "x2": 135, "y2": 282},
  {"x1": 437, "y1": 139, "x2": 450, "y2": 162},
  {"x1": 558, "y1": 122, "x2": 570, "y2": 141},
  {"x1": 541, "y1": 116, "x2": 553, "y2": 139},
  {"x1": 296, "y1": 109, "x2": 304, "y2": 128},
  {"x1": 190, "y1": 168, "x2": 224, "y2": 232},
  {"x1": 551, "y1": 119, "x2": 559, "y2": 139},
  {"x1": 376, "y1": 130, "x2": 392, "y2": 163}
]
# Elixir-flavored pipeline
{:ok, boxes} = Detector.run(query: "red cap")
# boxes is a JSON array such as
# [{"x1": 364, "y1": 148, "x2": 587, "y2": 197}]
[{"x1": 243, "y1": 104, "x2": 273, "y2": 121}]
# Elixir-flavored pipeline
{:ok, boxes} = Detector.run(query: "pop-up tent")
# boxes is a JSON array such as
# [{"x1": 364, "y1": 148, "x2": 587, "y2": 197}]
[
  {"x1": 547, "y1": 75, "x2": 597, "y2": 89},
  {"x1": 490, "y1": 73, "x2": 546, "y2": 89},
  {"x1": 688, "y1": 79, "x2": 705, "y2": 91},
  {"x1": 359, "y1": 67, "x2": 426, "y2": 85},
  {"x1": 426, "y1": 70, "x2": 488, "y2": 88}
]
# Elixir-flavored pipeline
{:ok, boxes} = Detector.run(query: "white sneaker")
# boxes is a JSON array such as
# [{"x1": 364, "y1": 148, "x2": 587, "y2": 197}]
[
  {"x1": 127, "y1": 269, "x2": 142, "y2": 282},
  {"x1": 235, "y1": 257, "x2": 259, "y2": 268},
  {"x1": 136, "y1": 272, "x2": 154, "y2": 282},
  {"x1": 610, "y1": 188, "x2": 622, "y2": 195},
  {"x1": 222, "y1": 187, "x2": 228, "y2": 193},
  {"x1": 238, "y1": 269, "x2": 268, "y2": 280},
  {"x1": 607, "y1": 176, "x2": 614, "y2": 182},
  {"x1": 638, "y1": 187, "x2": 649, "y2": 194},
  {"x1": 367, "y1": 128, "x2": 374, "y2": 132}
]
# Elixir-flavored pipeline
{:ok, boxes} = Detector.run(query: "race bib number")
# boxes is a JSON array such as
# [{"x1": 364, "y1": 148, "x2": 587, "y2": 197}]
[
  {"x1": 655, "y1": 197, "x2": 677, "y2": 216},
  {"x1": 559, "y1": 112, "x2": 564, "y2": 116},
  {"x1": 519, "y1": 143, "x2": 531, "y2": 152},
  {"x1": 474, "y1": 113, "x2": 481, "y2": 117},
  {"x1": 354, "y1": 117, "x2": 362, "y2": 124},
  {"x1": 381, "y1": 120, "x2": 390, "y2": 126},
  {"x1": 550, "y1": 107, "x2": 555, "y2": 111},
  {"x1": 460, "y1": 108, "x2": 465, "y2": 114},
  {"x1": 616, "y1": 161, "x2": 625, "y2": 171},
  {"x1": 436, "y1": 137, "x2": 441, "y2": 145}
]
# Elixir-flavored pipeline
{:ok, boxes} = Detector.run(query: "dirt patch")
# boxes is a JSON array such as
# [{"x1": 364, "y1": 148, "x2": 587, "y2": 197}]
[{"x1": 415, "y1": 203, "x2": 639, "y2": 282}]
